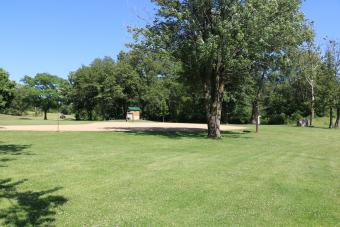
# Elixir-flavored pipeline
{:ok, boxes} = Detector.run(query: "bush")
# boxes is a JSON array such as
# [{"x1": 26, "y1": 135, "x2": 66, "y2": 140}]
[
  {"x1": 267, "y1": 113, "x2": 287, "y2": 125},
  {"x1": 60, "y1": 105, "x2": 72, "y2": 115},
  {"x1": 289, "y1": 111, "x2": 304, "y2": 123}
]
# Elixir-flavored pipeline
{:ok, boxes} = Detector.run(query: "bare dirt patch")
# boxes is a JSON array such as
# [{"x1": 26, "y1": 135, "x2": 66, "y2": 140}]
[{"x1": 0, "y1": 121, "x2": 245, "y2": 132}]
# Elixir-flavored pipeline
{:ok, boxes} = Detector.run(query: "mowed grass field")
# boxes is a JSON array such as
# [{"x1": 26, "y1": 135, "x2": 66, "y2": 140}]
[
  {"x1": 0, "y1": 113, "x2": 92, "y2": 125},
  {"x1": 1, "y1": 125, "x2": 340, "y2": 226}
]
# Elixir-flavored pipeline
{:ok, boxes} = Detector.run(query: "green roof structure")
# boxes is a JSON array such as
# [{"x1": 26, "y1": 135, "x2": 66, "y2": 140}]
[{"x1": 128, "y1": 106, "x2": 141, "y2": 111}]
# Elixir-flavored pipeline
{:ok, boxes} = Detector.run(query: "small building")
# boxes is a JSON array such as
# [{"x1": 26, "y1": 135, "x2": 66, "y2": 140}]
[{"x1": 126, "y1": 106, "x2": 141, "y2": 121}]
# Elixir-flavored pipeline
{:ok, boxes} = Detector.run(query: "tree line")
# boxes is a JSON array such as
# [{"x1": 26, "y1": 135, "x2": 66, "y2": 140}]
[{"x1": 1, "y1": 0, "x2": 340, "y2": 138}]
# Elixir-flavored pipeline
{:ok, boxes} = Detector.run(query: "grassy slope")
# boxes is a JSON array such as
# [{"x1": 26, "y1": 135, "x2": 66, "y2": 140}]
[
  {"x1": 312, "y1": 117, "x2": 335, "y2": 128},
  {"x1": 0, "y1": 126, "x2": 339, "y2": 226},
  {"x1": 0, "y1": 113, "x2": 93, "y2": 125}
]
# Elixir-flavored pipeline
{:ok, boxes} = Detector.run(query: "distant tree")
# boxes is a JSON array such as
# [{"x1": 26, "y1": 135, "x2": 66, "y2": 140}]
[
  {"x1": 22, "y1": 73, "x2": 66, "y2": 120},
  {"x1": 284, "y1": 44, "x2": 322, "y2": 126},
  {"x1": 69, "y1": 65, "x2": 99, "y2": 120},
  {"x1": 7, "y1": 85, "x2": 31, "y2": 115},
  {"x1": 57, "y1": 79, "x2": 73, "y2": 115},
  {"x1": 318, "y1": 45, "x2": 338, "y2": 128},
  {"x1": 142, "y1": 79, "x2": 170, "y2": 121},
  {"x1": 224, "y1": 70, "x2": 254, "y2": 124},
  {"x1": 118, "y1": 48, "x2": 184, "y2": 122},
  {"x1": 326, "y1": 41, "x2": 340, "y2": 128},
  {"x1": 159, "y1": 99, "x2": 169, "y2": 122},
  {"x1": 70, "y1": 57, "x2": 142, "y2": 120},
  {"x1": 244, "y1": 1, "x2": 313, "y2": 132},
  {"x1": 102, "y1": 58, "x2": 141, "y2": 119},
  {"x1": 263, "y1": 63, "x2": 311, "y2": 124},
  {"x1": 0, "y1": 68, "x2": 15, "y2": 111},
  {"x1": 298, "y1": 45, "x2": 321, "y2": 126}
]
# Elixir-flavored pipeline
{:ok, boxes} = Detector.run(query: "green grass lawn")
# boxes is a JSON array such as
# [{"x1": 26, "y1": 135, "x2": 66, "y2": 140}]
[
  {"x1": 1, "y1": 126, "x2": 339, "y2": 226},
  {"x1": 0, "y1": 113, "x2": 93, "y2": 125}
]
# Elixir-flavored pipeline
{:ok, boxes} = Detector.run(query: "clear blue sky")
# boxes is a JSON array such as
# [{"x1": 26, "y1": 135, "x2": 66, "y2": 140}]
[{"x1": 0, "y1": 0, "x2": 339, "y2": 81}]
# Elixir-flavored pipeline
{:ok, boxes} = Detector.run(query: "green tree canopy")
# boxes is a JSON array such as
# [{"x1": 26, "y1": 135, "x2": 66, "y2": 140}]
[
  {"x1": 69, "y1": 57, "x2": 142, "y2": 120},
  {"x1": 22, "y1": 73, "x2": 66, "y2": 120},
  {"x1": 133, "y1": 0, "x2": 311, "y2": 138},
  {"x1": 0, "y1": 68, "x2": 16, "y2": 111}
]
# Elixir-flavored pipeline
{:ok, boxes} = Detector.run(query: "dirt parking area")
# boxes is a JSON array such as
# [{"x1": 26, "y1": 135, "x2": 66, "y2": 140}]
[{"x1": 0, "y1": 121, "x2": 245, "y2": 132}]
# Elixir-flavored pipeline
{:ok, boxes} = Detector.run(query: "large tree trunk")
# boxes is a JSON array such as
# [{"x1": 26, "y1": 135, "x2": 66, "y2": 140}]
[
  {"x1": 250, "y1": 101, "x2": 257, "y2": 124},
  {"x1": 207, "y1": 98, "x2": 222, "y2": 138},
  {"x1": 310, "y1": 86, "x2": 315, "y2": 126},
  {"x1": 43, "y1": 110, "x2": 47, "y2": 120},
  {"x1": 204, "y1": 67, "x2": 225, "y2": 139},
  {"x1": 335, "y1": 108, "x2": 340, "y2": 128},
  {"x1": 329, "y1": 107, "x2": 334, "y2": 129}
]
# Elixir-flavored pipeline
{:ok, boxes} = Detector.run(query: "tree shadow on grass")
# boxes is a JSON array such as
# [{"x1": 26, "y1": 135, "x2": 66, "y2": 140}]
[
  {"x1": 305, "y1": 125, "x2": 340, "y2": 130},
  {"x1": 0, "y1": 144, "x2": 66, "y2": 226},
  {"x1": 0, "y1": 143, "x2": 32, "y2": 167},
  {"x1": 0, "y1": 158, "x2": 16, "y2": 168},
  {"x1": 0, "y1": 144, "x2": 32, "y2": 155},
  {"x1": 118, "y1": 129, "x2": 253, "y2": 140},
  {"x1": 0, "y1": 178, "x2": 67, "y2": 226}
]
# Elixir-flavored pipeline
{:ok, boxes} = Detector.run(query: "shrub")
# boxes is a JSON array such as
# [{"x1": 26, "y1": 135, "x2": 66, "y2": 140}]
[
  {"x1": 268, "y1": 113, "x2": 287, "y2": 125},
  {"x1": 289, "y1": 111, "x2": 304, "y2": 124}
]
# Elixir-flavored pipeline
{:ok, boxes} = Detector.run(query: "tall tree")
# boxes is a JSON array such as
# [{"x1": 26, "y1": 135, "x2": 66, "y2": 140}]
[
  {"x1": 286, "y1": 45, "x2": 321, "y2": 126},
  {"x1": 318, "y1": 46, "x2": 338, "y2": 128},
  {"x1": 69, "y1": 57, "x2": 142, "y2": 120},
  {"x1": 103, "y1": 59, "x2": 141, "y2": 119},
  {"x1": 69, "y1": 65, "x2": 99, "y2": 120},
  {"x1": 7, "y1": 85, "x2": 32, "y2": 115},
  {"x1": 326, "y1": 41, "x2": 340, "y2": 128},
  {"x1": 135, "y1": 0, "x2": 310, "y2": 138},
  {"x1": 0, "y1": 68, "x2": 15, "y2": 111},
  {"x1": 299, "y1": 45, "x2": 321, "y2": 127},
  {"x1": 121, "y1": 47, "x2": 185, "y2": 122},
  {"x1": 243, "y1": 0, "x2": 313, "y2": 132},
  {"x1": 22, "y1": 73, "x2": 66, "y2": 120}
]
